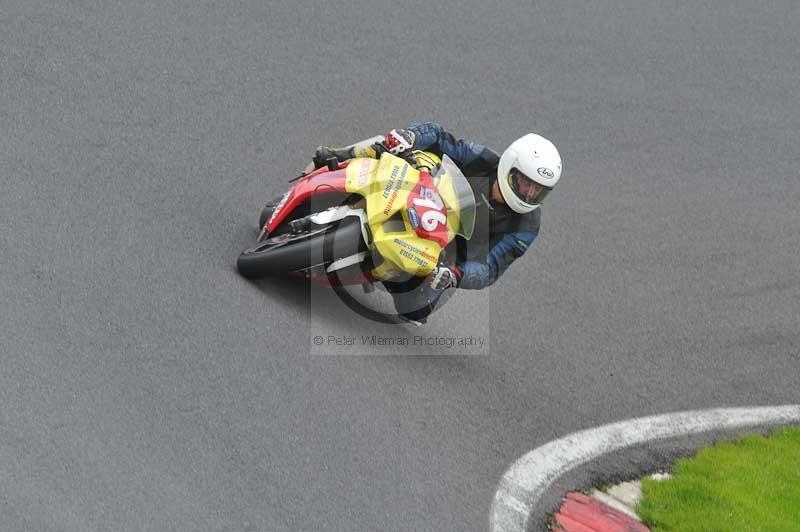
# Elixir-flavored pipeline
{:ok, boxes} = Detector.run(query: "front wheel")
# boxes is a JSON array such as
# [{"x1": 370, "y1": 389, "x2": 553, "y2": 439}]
[{"x1": 237, "y1": 216, "x2": 366, "y2": 279}]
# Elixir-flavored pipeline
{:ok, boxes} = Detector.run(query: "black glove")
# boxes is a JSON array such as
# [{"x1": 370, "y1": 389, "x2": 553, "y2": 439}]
[{"x1": 313, "y1": 146, "x2": 353, "y2": 169}]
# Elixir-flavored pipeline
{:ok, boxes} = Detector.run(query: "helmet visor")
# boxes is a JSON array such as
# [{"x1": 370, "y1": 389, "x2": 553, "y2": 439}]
[{"x1": 508, "y1": 167, "x2": 552, "y2": 205}]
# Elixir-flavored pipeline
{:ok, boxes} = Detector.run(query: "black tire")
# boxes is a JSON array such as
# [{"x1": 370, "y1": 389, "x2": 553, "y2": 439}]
[{"x1": 237, "y1": 216, "x2": 366, "y2": 279}]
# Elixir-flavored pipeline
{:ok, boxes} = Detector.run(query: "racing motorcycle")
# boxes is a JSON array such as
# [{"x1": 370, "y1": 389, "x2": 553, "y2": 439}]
[{"x1": 236, "y1": 145, "x2": 476, "y2": 289}]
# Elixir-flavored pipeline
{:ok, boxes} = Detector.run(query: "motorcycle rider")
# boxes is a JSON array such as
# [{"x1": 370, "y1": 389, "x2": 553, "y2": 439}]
[{"x1": 313, "y1": 122, "x2": 562, "y2": 324}]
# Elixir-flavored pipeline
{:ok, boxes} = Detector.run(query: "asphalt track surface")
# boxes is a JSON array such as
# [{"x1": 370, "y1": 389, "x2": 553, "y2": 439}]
[{"x1": 2, "y1": 1, "x2": 799, "y2": 531}]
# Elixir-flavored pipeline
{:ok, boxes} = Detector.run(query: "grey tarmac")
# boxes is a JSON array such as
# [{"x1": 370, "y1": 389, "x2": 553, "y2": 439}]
[{"x1": 1, "y1": 1, "x2": 799, "y2": 531}]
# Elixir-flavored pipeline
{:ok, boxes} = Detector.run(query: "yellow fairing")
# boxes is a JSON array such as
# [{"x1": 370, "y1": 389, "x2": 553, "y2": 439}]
[{"x1": 345, "y1": 153, "x2": 446, "y2": 279}]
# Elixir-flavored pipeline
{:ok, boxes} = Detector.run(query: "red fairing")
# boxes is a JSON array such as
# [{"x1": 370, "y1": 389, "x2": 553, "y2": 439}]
[
  {"x1": 406, "y1": 171, "x2": 449, "y2": 248},
  {"x1": 267, "y1": 162, "x2": 351, "y2": 233}
]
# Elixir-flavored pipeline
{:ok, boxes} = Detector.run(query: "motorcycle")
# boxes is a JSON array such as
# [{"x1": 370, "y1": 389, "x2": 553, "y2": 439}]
[{"x1": 236, "y1": 147, "x2": 477, "y2": 291}]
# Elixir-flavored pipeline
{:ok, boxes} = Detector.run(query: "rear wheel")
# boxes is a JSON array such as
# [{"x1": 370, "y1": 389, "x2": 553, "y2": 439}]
[{"x1": 237, "y1": 216, "x2": 366, "y2": 279}]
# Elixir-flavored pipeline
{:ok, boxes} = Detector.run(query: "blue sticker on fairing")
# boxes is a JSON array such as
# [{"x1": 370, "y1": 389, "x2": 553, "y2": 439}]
[{"x1": 407, "y1": 207, "x2": 420, "y2": 229}]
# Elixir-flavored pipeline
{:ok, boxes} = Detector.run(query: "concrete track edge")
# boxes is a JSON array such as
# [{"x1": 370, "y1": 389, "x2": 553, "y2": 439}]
[{"x1": 490, "y1": 405, "x2": 800, "y2": 532}]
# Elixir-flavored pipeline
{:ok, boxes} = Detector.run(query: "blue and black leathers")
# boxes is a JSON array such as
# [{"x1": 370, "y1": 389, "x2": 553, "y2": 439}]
[{"x1": 378, "y1": 122, "x2": 541, "y2": 321}]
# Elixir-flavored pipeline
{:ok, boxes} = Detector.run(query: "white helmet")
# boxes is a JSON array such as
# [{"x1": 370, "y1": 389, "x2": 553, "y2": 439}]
[{"x1": 497, "y1": 133, "x2": 562, "y2": 213}]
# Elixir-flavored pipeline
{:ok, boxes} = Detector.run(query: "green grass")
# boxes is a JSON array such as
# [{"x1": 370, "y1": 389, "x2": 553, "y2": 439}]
[{"x1": 637, "y1": 427, "x2": 800, "y2": 531}]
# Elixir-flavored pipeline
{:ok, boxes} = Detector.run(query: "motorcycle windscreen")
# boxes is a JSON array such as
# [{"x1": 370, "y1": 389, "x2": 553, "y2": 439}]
[{"x1": 433, "y1": 155, "x2": 477, "y2": 241}]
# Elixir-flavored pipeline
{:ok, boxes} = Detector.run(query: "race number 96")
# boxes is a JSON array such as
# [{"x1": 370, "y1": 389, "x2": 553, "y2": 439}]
[{"x1": 406, "y1": 172, "x2": 448, "y2": 248}]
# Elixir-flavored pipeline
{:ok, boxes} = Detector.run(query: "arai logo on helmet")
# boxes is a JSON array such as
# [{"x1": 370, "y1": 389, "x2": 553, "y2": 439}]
[
  {"x1": 537, "y1": 167, "x2": 555, "y2": 179},
  {"x1": 407, "y1": 207, "x2": 420, "y2": 229}
]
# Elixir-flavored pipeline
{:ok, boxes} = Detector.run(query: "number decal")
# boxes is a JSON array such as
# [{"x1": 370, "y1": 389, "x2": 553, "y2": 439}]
[
  {"x1": 406, "y1": 172, "x2": 449, "y2": 248},
  {"x1": 412, "y1": 197, "x2": 447, "y2": 231},
  {"x1": 412, "y1": 194, "x2": 444, "y2": 211},
  {"x1": 420, "y1": 209, "x2": 447, "y2": 231}
]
